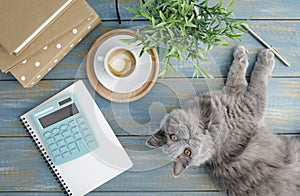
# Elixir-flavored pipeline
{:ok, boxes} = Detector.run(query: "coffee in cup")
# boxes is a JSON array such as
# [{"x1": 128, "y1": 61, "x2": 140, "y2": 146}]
[{"x1": 104, "y1": 47, "x2": 136, "y2": 78}]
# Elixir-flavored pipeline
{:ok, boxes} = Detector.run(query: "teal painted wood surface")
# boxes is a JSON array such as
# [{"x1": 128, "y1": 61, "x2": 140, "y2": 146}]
[
  {"x1": 0, "y1": 137, "x2": 217, "y2": 192},
  {"x1": 0, "y1": 20, "x2": 299, "y2": 80},
  {"x1": 0, "y1": 193, "x2": 223, "y2": 196},
  {"x1": 87, "y1": 0, "x2": 300, "y2": 20},
  {"x1": 0, "y1": 137, "x2": 298, "y2": 192},
  {"x1": 0, "y1": 136, "x2": 298, "y2": 192},
  {"x1": 0, "y1": 78, "x2": 300, "y2": 137},
  {"x1": 0, "y1": 0, "x2": 300, "y2": 195}
]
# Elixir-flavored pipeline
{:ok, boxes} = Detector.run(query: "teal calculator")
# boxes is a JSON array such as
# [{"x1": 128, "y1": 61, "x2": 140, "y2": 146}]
[{"x1": 31, "y1": 95, "x2": 99, "y2": 165}]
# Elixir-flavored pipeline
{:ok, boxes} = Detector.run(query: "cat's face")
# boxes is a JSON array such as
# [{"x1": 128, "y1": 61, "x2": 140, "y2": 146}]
[{"x1": 146, "y1": 109, "x2": 215, "y2": 176}]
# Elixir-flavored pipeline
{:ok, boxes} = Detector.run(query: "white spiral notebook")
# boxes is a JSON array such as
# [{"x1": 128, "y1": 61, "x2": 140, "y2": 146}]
[{"x1": 20, "y1": 80, "x2": 133, "y2": 196}]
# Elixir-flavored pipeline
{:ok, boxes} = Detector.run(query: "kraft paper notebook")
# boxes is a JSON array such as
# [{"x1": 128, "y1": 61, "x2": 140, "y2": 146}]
[
  {"x1": 0, "y1": 0, "x2": 92, "y2": 73},
  {"x1": 21, "y1": 80, "x2": 133, "y2": 196},
  {"x1": 10, "y1": 14, "x2": 100, "y2": 88},
  {"x1": 0, "y1": 0, "x2": 74, "y2": 55}
]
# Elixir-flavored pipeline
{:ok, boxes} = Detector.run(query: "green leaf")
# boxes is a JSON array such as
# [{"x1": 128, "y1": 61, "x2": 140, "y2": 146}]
[
  {"x1": 193, "y1": 66, "x2": 201, "y2": 78},
  {"x1": 120, "y1": 38, "x2": 135, "y2": 45},
  {"x1": 185, "y1": 22, "x2": 198, "y2": 28},
  {"x1": 141, "y1": 0, "x2": 154, "y2": 9},
  {"x1": 201, "y1": 69, "x2": 213, "y2": 78},
  {"x1": 167, "y1": 28, "x2": 175, "y2": 39},
  {"x1": 159, "y1": 10, "x2": 166, "y2": 21},
  {"x1": 158, "y1": 68, "x2": 168, "y2": 78},
  {"x1": 139, "y1": 0, "x2": 143, "y2": 11},
  {"x1": 226, "y1": 0, "x2": 236, "y2": 9},
  {"x1": 151, "y1": 16, "x2": 156, "y2": 26},
  {"x1": 126, "y1": 7, "x2": 139, "y2": 14},
  {"x1": 139, "y1": 47, "x2": 146, "y2": 57},
  {"x1": 139, "y1": 10, "x2": 151, "y2": 19},
  {"x1": 131, "y1": 14, "x2": 142, "y2": 21},
  {"x1": 229, "y1": 32, "x2": 244, "y2": 38},
  {"x1": 207, "y1": 43, "x2": 214, "y2": 51},
  {"x1": 197, "y1": 51, "x2": 206, "y2": 60},
  {"x1": 169, "y1": 62, "x2": 177, "y2": 72},
  {"x1": 125, "y1": 0, "x2": 249, "y2": 78},
  {"x1": 155, "y1": 22, "x2": 167, "y2": 28}
]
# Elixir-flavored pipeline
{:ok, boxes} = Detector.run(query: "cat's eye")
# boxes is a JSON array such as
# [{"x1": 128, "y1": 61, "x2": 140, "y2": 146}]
[
  {"x1": 184, "y1": 148, "x2": 191, "y2": 157},
  {"x1": 170, "y1": 134, "x2": 177, "y2": 141}
]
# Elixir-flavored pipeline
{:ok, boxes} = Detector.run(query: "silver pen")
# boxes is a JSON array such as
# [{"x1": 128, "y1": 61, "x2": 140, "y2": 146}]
[{"x1": 241, "y1": 24, "x2": 291, "y2": 67}]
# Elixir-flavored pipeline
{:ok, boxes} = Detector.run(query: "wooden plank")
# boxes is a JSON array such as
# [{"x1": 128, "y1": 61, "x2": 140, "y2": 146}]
[
  {"x1": 0, "y1": 1, "x2": 299, "y2": 195},
  {"x1": 0, "y1": 20, "x2": 299, "y2": 80},
  {"x1": 0, "y1": 136, "x2": 299, "y2": 192},
  {"x1": 0, "y1": 78, "x2": 300, "y2": 136},
  {"x1": 0, "y1": 137, "x2": 217, "y2": 192},
  {"x1": 0, "y1": 192, "x2": 223, "y2": 196},
  {"x1": 88, "y1": 0, "x2": 300, "y2": 20}
]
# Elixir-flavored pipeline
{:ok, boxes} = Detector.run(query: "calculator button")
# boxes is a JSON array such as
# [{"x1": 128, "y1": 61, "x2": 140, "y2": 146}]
[
  {"x1": 78, "y1": 123, "x2": 88, "y2": 130},
  {"x1": 54, "y1": 155, "x2": 63, "y2": 162},
  {"x1": 41, "y1": 111, "x2": 99, "y2": 165},
  {"x1": 60, "y1": 146, "x2": 68, "y2": 153},
  {"x1": 43, "y1": 131, "x2": 51, "y2": 138},
  {"x1": 76, "y1": 140, "x2": 86, "y2": 149},
  {"x1": 63, "y1": 152, "x2": 71, "y2": 158},
  {"x1": 46, "y1": 138, "x2": 55, "y2": 144},
  {"x1": 76, "y1": 117, "x2": 84, "y2": 124},
  {"x1": 71, "y1": 127, "x2": 78, "y2": 133},
  {"x1": 63, "y1": 130, "x2": 71, "y2": 137},
  {"x1": 71, "y1": 148, "x2": 79, "y2": 155},
  {"x1": 55, "y1": 134, "x2": 63, "y2": 141},
  {"x1": 52, "y1": 128, "x2": 59, "y2": 134},
  {"x1": 65, "y1": 136, "x2": 73, "y2": 143},
  {"x1": 68, "y1": 120, "x2": 76, "y2": 127},
  {"x1": 68, "y1": 143, "x2": 76, "y2": 149},
  {"x1": 87, "y1": 141, "x2": 98, "y2": 149},
  {"x1": 81, "y1": 129, "x2": 89, "y2": 136},
  {"x1": 60, "y1": 124, "x2": 68, "y2": 131},
  {"x1": 49, "y1": 143, "x2": 58, "y2": 151},
  {"x1": 57, "y1": 140, "x2": 65, "y2": 147},
  {"x1": 84, "y1": 135, "x2": 94, "y2": 143},
  {"x1": 52, "y1": 150, "x2": 60, "y2": 156},
  {"x1": 73, "y1": 132, "x2": 81, "y2": 139}
]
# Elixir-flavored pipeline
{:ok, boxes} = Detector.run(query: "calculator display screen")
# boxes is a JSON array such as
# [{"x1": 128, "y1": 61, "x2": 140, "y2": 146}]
[{"x1": 39, "y1": 103, "x2": 79, "y2": 128}]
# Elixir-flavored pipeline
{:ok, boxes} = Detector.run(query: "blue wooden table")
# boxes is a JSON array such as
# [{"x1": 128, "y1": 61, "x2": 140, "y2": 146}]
[{"x1": 1, "y1": 0, "x2": 300, "y2": 195}]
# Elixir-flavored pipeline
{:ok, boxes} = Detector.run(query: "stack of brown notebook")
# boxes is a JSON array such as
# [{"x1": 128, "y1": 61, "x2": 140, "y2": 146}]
[{"x1": 0, "y1": 0, "x2": 101, "y2": 88}]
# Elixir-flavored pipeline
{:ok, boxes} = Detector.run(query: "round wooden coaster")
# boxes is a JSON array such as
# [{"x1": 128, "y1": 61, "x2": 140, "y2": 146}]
[{"x1": 86, "y1": 29, "x2": 159, "y2": 103}]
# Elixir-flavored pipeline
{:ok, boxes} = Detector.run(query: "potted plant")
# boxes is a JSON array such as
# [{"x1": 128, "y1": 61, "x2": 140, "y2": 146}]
[{"x1": 125, "y1": 0, "x2": 248, "y2": 77}]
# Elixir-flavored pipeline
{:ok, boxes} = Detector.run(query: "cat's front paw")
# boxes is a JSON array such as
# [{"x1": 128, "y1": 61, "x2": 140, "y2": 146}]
[
  {"x1": 233, "y1": 45, "x2": 249, "y2": 64},
  {"x1": 258, "y1": 49, "x2": 275, "y2": 70}
]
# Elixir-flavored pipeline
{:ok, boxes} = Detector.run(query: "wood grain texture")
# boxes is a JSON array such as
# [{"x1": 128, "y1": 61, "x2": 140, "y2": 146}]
[
  {"x1": 0, "y1": 0, "x2": 300, "y2": 195},
  {"x1": 87, "y1": 0, "x2": 300, "y2": 20},
  {"x1": 0, "y1": 136, "x2": 298, "y2": 192},
  {"x1": 0, "y1": 79, "x2": 299, "y2": 137},
  {"x1": 1, "y1": 20, "x2": 298, "y2": 80},
  {"x1": 0, "y1": 192, "x2": 223, "y2": 196},
  {"x1": 0, "y1": 137, "x2": 217, "y2": 192}
]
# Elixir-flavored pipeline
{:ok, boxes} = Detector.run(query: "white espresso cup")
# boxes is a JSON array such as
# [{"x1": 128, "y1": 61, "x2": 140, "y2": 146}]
[{"x1": 104, "y1": 46, "x2": 137, "y2": 79}]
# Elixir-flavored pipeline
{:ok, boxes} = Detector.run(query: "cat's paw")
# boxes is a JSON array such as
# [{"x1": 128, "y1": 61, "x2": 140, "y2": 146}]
[
  {"x1": 258, "y1": 49, "x2": 275, "y2": 71},
  {"x1": 233, "y1": 45, "x2": 249, "y2": 64}
]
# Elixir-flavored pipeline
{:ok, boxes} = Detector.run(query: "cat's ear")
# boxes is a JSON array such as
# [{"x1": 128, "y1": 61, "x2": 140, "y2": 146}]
[
  {"x1": 146, "y1": 129, "x2": 167, "y2": 148},
  {"x1": 173, "y1": 154, "x2": 191, "y2": 177}
]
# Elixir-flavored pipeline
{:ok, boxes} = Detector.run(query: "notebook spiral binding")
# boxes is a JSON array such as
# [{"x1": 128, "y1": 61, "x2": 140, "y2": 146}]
[{"x1": 20, "y1": 117, "x2": 73, "y2": 196}]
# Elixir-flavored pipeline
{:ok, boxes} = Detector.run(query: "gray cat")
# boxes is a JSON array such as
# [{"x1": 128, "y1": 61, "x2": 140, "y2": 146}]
[{"x1": 146, "y1": 46, "x2": 300, "y2": 196}]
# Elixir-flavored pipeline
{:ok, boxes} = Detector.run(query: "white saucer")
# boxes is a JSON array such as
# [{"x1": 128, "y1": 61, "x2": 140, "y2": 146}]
[{"x1": 93, "y1": 34, "x2": 152, "y2": 94}]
